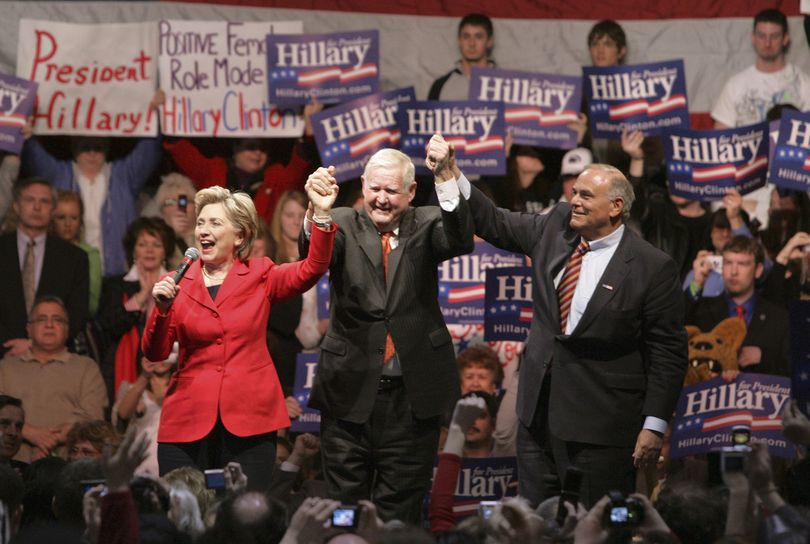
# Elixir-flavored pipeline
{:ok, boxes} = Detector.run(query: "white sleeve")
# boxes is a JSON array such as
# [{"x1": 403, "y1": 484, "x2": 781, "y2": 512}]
[{"x1": 710, "y1": 78, "x2": 738, "y2": 127}]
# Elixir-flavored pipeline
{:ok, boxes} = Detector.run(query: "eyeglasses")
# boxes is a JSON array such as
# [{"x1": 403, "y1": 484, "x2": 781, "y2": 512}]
[{"x1": 29, "y1": 315, "x2": 68, "y2": 326}]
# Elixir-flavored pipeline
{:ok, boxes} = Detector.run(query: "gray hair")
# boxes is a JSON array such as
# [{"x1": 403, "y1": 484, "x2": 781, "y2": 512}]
[
  {"x1": 363, "y1": 148, "x2": 415, "y2": 190},
  {"x1": 583, "y1": 163, "x2": 635, "y2": 221},
  {"x1": 154, "y1": 173, "x2": 197, "y2": 210}
]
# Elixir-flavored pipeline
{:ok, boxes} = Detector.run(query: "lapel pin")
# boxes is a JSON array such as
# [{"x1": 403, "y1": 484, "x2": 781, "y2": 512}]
[{"x1": 602, "y1": 284, "x2": 613, "y2": 290}]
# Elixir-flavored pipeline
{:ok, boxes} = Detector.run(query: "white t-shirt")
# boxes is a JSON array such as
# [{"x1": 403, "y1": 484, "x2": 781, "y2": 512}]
[
  {"x1": 711, "y1": 63, "x2": 810, "y2": 127},
  {"x1": 74, "y1": 163, "x2": 110, "y2": 273}
]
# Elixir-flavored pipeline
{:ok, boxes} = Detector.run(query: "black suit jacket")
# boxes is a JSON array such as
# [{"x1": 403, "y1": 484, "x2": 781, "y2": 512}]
[
  {"x1": 0, "y1": 232, "x2": 89, "y2": 354},
  {"x1": 301, "y1": 201, "x2": 474, "y2": 422},
  {"x1": 468, "y1": 186, "x2": 687, "y2": 447},
  {"x1": 685, "y1": 294, "x2": 790, "y2": 377}
]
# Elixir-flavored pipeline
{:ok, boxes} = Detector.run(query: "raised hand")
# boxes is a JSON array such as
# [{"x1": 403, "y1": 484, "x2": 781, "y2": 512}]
[{"x1": 305, "y1": 166, "x2": 339, "y2": 216}]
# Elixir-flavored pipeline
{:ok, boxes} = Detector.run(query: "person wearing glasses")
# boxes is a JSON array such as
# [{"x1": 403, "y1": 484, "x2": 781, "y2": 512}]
[
  {"x1": 0, "y1": 296, "x2": 107, "y2": 463},
  {"x1": 143, "y1": 173, "x2": 198, "y2": 269}
]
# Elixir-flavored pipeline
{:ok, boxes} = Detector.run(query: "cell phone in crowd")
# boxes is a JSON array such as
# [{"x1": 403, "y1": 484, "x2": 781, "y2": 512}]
[
  {"x1": 80, "y1": 479, "x2": 107, "y2": 493},
  {"x1": 706, "y1": 255, "x2": 723, "y2": 274},
  {"x1": 177, "y1": 194, "x2": 188, "y2": 212},
  {"x1": 721, "y1": 424, "x2": 752, "y2": 473},
  {"x1": 331, "y1": 505, "x2": 359, "y2": 529},
  {"x1": 478, "y1": 500, "x2": 499, "y2": 520},
  {"x1": 556, "y1": 466, "x2": 583, "y2": 526},
  {"x1": 204, "y1": 468, "x2": 226, "y2": 489},
  {"x1": 603, "y1": 490, "x2": 644, "y2": 527}
]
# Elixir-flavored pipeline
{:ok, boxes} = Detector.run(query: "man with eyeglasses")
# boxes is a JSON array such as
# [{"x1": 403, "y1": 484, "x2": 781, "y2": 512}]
[{"x1": 0, "y1": 296, "x2": 107, "y2": 463}]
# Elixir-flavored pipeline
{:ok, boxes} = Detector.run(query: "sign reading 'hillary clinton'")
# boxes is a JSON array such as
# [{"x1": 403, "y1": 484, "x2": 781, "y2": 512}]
[
  {"x1": 469, "y1": 66, "x2": 581, "y2": 150},
  {"x1": 266, "y1": 30, "x2": 379, "y2": 106},
  {"x1": 397, "y1": 101, "x2": 506, "y2": 176},
  {"x1": 769, "y1": 110, "x2": 810, "y2": 192},
  {"x1": 664, "y1": 124, "x2": 768, "y2": 201},
  {"x1": 311, "y1": 87, "x2": 415, "y2": 182},
  {"x1": 583, "y1": 60, "x2": 688, "y2": 139},
  {"x1": 669, "y1": 374, "x2": 794, "y2": 459},
  {"x1": 438, "y1": 240, "x2": 526, "y2": 326}
]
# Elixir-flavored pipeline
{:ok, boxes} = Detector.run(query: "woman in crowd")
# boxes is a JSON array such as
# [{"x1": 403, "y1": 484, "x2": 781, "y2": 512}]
[
  {"x1": 144, "y1": 179, "x2": 336, "y2": 490},
  {"x1": 143, "y1": 173, "x2": 197, "y2": 269},
  {"x1": 113, "y1": 349, "x2": 177, "y2": 477},
  {"x1": 99, "y1": 217, "x2": 174, "y2": 400}
]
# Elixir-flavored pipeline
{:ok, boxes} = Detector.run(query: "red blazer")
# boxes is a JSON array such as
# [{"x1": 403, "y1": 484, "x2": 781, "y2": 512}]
[{"x1": 142, "y1": 225, "x2": 334, "y2": 442}]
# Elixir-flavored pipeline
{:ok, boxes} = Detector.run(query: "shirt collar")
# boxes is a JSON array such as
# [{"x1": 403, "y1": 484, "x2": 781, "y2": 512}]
[
  {"x1": 19, "y1": 348, "x2": 70, "y2": 365},
  {"x1": 17, "y1": 229, "x2": 46, "y2": 247},
  {"x1": 586, "y1": 224, "x2": 625, "y2": 252}
]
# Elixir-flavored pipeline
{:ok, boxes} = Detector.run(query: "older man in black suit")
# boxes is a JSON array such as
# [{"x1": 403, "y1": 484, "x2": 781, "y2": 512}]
[
  {"x1": 0, "y1": 178, "x2": 88, "y2": 357},
  {"x1": 301, "y1": 148, "x2": 474, "y2": 523},
  {"x1": 427, "y1": 134, "x2": 687, "y2": 507}
]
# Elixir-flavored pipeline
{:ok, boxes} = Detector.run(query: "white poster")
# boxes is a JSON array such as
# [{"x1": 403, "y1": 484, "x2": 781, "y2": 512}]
[
  {"x1": 158, "y1": 19, "x2": 304, "y2": 137},
  {"x1": 17, "y1": 19, "x2": 158, "y2": 136}
]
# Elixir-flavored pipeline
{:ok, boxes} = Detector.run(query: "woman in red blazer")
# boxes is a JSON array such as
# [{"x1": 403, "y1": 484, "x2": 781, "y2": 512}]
[{"x1": 143, "y1": 177, "x2": 336, "y2": 489}]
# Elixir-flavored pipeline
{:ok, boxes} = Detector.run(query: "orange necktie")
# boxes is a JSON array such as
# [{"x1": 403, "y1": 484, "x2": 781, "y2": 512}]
[
  {"x1": 381, "y1": 232, "x2": 396, "y2": 363},
  {"x1": 557, "y1": 240, "x2": 590, "y2": 333}
]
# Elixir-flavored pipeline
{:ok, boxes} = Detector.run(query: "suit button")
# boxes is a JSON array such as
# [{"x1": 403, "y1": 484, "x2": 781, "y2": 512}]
[
  {"x1": 217, "y1": 367, "x2": 223, "y2": 372},
  {"x1": 377, "y1": 348, "x2": 384, "y2": 354},
  {"x1": 216, "y1": 338, "x2": 223, "y2": 345},
  {"x1": 212, "y1": 311, "x2": 219, "y2": 318}
]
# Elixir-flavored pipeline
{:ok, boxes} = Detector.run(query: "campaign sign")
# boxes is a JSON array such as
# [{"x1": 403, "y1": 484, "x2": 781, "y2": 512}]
[
  {"x1": 790, "y1": 301, "x2": 810, "y2": 418},
  {"x1": 768, "y1": 110, "x2": 810, "y2": 192},
  {"x1": 267, "y1": 30, "x2": 379, "y2": 106},
  {"x1": 483, "y1": 267, "x2": 533, "y2": 342},
  {"x1": 584, "y1": 60, "x2": 688, "y2": 139},
  {"x1": 397, "y1": 101, "x2": 506, "y2": 176},
  {"x1": 669, "y1": 374, "x2": 794, "y2": 459},
  {"x1": 316, "y1": 274, "x2": 330, "y2": 321},
  {"x1": 290, "y1": 352, "x2": 321, "y2": 433},
  {"x1": 17, "y1": 19, "x2": 158, "y2": 136},
  {"x1": 664, "y1": 124, "x2": 769, "y2": 202},
  {"x1": 439, "y1": 240, "x2": 526, "y2": 326},
  {"x1": 0, "y1": 74, "x2": 37, "y2": 153},
  {"x1": 158, "y1": 20, "x2": 303, "y2": 137},
  {"x1": 311, "y1": 87, "x2": 414, "y2": 182},
  {"x1": 428, "y1": 456, "x2": 518, "y2": 522},
  {"x1": 469, "y1": 67, "x2": 581, "y2": 149}
]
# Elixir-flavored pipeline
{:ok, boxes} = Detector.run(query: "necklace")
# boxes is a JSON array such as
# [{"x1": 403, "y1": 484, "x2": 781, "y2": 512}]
[{"x1": 202, "y1": 266, "x2": 226, "y2": 282}]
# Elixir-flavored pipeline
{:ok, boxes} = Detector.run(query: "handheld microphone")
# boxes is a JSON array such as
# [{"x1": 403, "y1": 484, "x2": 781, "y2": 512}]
[{"x1": 157, "y1": 247, "x2": 200, "y2": 302}]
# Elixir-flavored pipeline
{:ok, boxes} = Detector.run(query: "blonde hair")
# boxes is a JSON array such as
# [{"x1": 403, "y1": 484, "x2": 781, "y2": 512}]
[
  {"x1": 269, "y1": 190, "x2": 308, "y2": 263},
  {"x1": 194, "y1": 186, "x2": 258, "y2": 260},
  {"x1": 154, "y1": 173, "x2": 197, "y2": 211}
]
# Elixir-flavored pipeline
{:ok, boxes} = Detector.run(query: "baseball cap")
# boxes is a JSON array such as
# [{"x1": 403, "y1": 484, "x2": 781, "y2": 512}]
[{"x1": 560, "y1": 148, "x2": 593, "y2": 177}]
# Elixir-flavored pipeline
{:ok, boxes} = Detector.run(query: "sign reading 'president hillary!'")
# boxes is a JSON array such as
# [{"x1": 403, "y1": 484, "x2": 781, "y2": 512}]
[{"x1": 584, "y1": 60, "x2": 688, "y2": 139}]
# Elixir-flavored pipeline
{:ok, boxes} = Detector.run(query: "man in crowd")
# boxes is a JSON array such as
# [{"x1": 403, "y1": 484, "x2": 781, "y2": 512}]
[
  {"x1": 0, "y1": 297, "x2": 107, "y2": 462},
  {"x1": 685, "y1": 235, "x2": 790, "y2": 377},
  {"x1": 428, "y1": 13, "x2": 494, "y2": 100},
  {"x1": 301, "y1": 148, "x2": 474, "y2": 523},
  {"x1": 427, "y1": 134, "x2": 686, "y2": 508},
  {"x1": 0, "y1": 395, "x2": 25, "y2": 470},
  {"x1": 0, "y1": 178, "x2": 89, "y2": 357}
]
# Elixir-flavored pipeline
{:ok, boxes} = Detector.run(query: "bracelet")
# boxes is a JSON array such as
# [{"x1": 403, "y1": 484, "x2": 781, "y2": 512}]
[{"x1": 311, "y1": 214, "x2": 332, "y2": 229}]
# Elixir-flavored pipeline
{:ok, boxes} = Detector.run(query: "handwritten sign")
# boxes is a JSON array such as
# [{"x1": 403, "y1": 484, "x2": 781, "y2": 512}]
[
  {"x1": 584, "y1": 60, "x2": 688, "y2": 139},
  {"x1": 664, "y1": 124, "x2": 768, "y2": 201},
  {"x1": 311, "y1": 88, "x2": 414, "y2": 182},
  {"x1": 0, "y1": 73, "x2": 37, "y2": 153},
  {"x1": 398, "y1": 101, "x2": 506, "y2": 176},
  {"x1": 158, "y1": 20, "x2": 303, "y2": 137},
  {"x1": 17, "y1": 19, "x2": 157, "y2": 136},
  {"x1": 267, "y1": 30, "x2": 379, "y2": 106},
  {"x1": 470, "y1": 67, "x2": 581, "y2": 149}
]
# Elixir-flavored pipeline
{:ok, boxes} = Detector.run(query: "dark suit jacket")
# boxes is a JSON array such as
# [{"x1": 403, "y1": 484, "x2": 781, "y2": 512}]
[
  {"x1": 0, "y1": 232, "x2": 89, "y2": 354},
  {"x1": 468, "y1": 186, "x2": 687, "y2": 447},
  {"x1": 302, "y1": 201, "x2": 474, "y2": 423},
  {"x1": 685, "y1": 294, "x2": 790, "y2": 377}
]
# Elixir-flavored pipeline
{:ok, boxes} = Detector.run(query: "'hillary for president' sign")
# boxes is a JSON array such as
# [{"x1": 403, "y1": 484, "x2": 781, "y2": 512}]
[
  {"x1": 311, "y1": 87, "x2": 415, "y2": 182},
  {"x1": 669, "y1": 374, "x2": 794, "y2": 459},
  {"x1": 438, "y1": 240, "x2": 526, "y2": 326},
  {"x1": 266, "y1": 30, "x2": 379, "y2": 106},
  {"x1": 0, "y1": 73, "x2": 37, "y2": 153},
  {"x1": 664, "y1": 124, "x2": 769, "y2": 202},
  {"x1": 397, "y1": 101, "x2": 506, "y2": 176},
  {"x1": 583, "y1": 60, "x2": 688, "y2": 139},
  {"x1": 768, "y1": 110, "x2": 810, "y2": 192},
  {"x1": 469, "y1": 66, "x2": 581, "y2": 150},
  {"x1": 290, "y1": 352, "x2": 321, "y2": 433},
  {"x1": 484, "y1": 266, "x2": 533, "y2": 342}
]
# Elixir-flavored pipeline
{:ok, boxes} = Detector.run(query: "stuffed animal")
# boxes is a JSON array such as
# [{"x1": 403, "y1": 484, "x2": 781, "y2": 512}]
[{"x1": 684, "y1": 317, "x2": 746, "y2": 386}]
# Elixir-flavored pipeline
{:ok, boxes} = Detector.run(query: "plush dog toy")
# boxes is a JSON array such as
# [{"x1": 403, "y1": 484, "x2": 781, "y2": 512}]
[{"x1": 684, "y1": 317, "x2": 746, "y2": 385}]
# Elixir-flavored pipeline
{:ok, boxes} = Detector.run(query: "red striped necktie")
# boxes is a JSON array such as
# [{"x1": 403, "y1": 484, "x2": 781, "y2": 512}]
[
  {"x1": 381, "y1": 232, "x2": 396, "y2": 363},
  {"x1": 558, "y1": 240, "x2": 590, "y2": 333}
]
